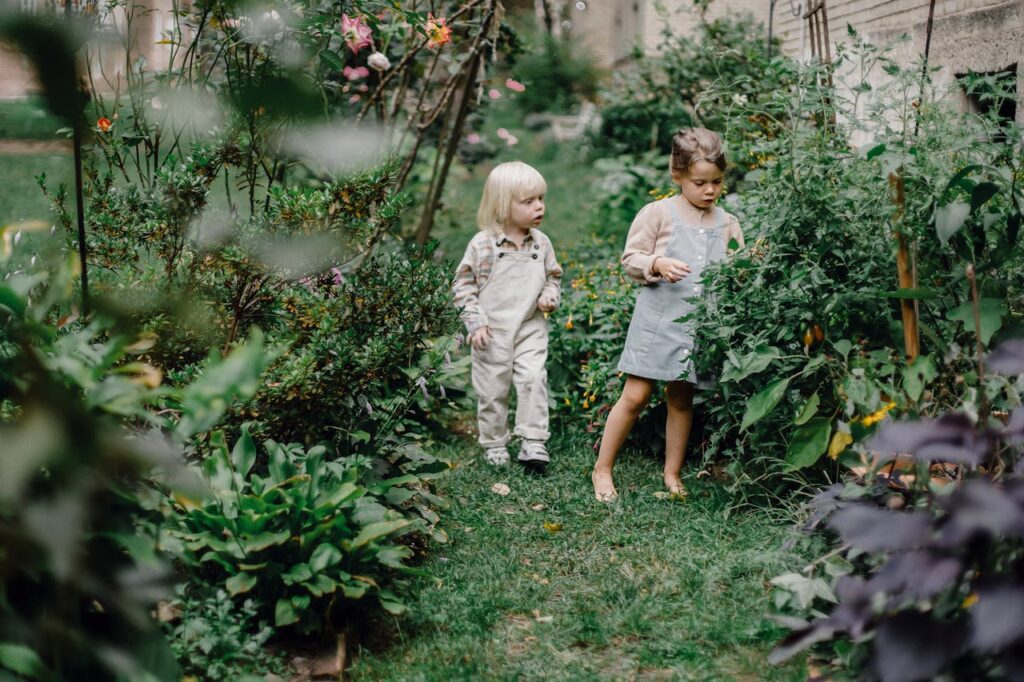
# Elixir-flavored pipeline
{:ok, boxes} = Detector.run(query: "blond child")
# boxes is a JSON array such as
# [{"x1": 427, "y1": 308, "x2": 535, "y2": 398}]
[
  {"x1": 593, "y1": 128, "x2": 744, "y2": 501},
  {"x1": 453, "y1": 161, "x2": 562, "y2": 473}
]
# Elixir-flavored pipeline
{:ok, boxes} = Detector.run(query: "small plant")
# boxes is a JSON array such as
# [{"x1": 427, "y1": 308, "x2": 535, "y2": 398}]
[
  {"x1": 165, "y1": 429, "x2": 426, "y2": 634},
  {"x1": 165, "y1": 587, "x2": 286, "y2": 681}
]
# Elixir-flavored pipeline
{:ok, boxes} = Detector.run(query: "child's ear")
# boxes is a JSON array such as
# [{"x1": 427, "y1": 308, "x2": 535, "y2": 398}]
[{"x1": 670, "y1": 170, "x2": 686, "y2": 186}]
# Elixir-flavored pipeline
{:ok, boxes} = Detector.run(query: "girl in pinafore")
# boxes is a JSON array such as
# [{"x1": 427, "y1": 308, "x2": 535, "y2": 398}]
[
  {"x1": 592, "y1": 128, "x2": 744, "y2": 501},
  {"x1": 453, "y1": 161, "x2": 562, "y2": 473}
]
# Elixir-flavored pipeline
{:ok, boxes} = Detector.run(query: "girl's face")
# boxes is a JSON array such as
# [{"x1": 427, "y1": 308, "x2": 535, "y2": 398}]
[
  {"x1": 507, "y1": 192, "x2": 545, "y2": 232},
  {"x1": 674, "y1": 160, "x2": 725, "y2": 210}
]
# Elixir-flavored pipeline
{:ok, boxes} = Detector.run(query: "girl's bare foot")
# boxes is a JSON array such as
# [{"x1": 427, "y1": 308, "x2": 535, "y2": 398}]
[
  {"x1": 592, "y1": 469, "x2": 618, "y2": 502},
  {"x1": 664, "y1": 476, "x2": 688, "y2": 499}
]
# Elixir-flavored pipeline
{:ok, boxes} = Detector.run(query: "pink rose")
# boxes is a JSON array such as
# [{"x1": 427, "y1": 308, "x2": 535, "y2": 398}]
[
  {"x1": 505, "y1": 78, "x2": 526, "y2": 92},
  {"x1": 341, "y1": 14, "x2": 373, "y2": 54},
  {"x1": 343, "y1": 65, "x2": 370, "y2": 81}
]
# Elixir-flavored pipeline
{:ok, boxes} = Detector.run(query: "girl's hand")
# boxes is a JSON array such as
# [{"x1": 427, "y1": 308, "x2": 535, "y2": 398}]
[
  {"x1": 653, "y1": 257, "x2": 691, "y2": 283},
  {"x1": 471, "y1": 326, "x2": 492, "y2": 350},
  {"x1": 537, "y1": 293, "x2": 557, "y2": 312}
]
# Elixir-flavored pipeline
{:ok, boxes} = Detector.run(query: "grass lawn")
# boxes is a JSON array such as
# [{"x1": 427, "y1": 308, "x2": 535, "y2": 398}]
[
  {"x1": 349, "y1": 431, "x2": 809, "y2": 681},
  {"x1": 0, "y1": 152, "x2": 72, "y2": 225}
]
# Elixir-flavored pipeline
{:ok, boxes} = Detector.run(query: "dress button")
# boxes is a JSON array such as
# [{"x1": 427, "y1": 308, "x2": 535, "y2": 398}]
[
  {"x1": 699, "y1": 229, "x2": 705, "y2": 234},
  {"x1": 532, "y1": 254, "x2": 538, "y2": 259},
  {"x1": 498, "y1": 252, "x2": 505, "y2": 258}
]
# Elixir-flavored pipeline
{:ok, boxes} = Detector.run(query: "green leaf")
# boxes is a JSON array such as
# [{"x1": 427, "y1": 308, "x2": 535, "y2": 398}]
[
  {"x1": 741, "y1": 378, "x2": 789, "y2": 430},
  {"x1": 784, "y1": 418, "x2": 832, "y2": 470},
  {"x1": 947, "y1": 298, "x2": 1006, "y2": 346},
  {"x1": 241, "y1": 530, "x2": 291, "y2": 552},
  {"x1": 794, "y1": 392, "x2": 820, "y2": 426},
  {"x1": 282, "y1": 563, "x2": 313, "y2": 586},
  {"x1": 0, "y1": 643, "x2": 44, "y2": 676},
  {"x1": 378, "y1": 597, "x2": 406, "y2": 615},
  {"x1": 225, "y1": 572, "x2": 257, "y2": 595},
  {"x1": 319, "y1": 49, "x2": 344, "y2": 71},
  {"x1": 901, "y1": 355, "x2": 937, "y2": 402},
  {"x1": 376, "y1": 545, "x2": 412, "y2": 569},
  {"x1": 309, "y1": 543, "x2": 343, "y2": 572},
  {"x1": 720, "y1": 346, "x2": 781, "y2": 383},
  {"x1": 304, "y1": 573, "x2": 337, "y2": 597},
  {"x1": 352, "y1": 520, "x2": 411, "y2": 548},
  {"x1": 230, "y1": 424, "x2": 257, "y2": 479},
  {"x1": 971, "y1": 181, "x2": 999, "y2": 210},
  {"x1": 275, "y1": 598, "x2": 299, "y2": 627},
  {"x1": 935, "y1": 201, "x2": 970, "y2": 245},
  {"x1": 832, "y1": 339, "x2": 853, "y2": 360}
]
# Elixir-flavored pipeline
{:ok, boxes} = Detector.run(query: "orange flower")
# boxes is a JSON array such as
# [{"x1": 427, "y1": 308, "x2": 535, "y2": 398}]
[
  {"x1": 96, "y1": 117, "x2": 112, "y2": 133},
  {"x1": 425, "y1": 14, "x2": 451, "y2": 48}
]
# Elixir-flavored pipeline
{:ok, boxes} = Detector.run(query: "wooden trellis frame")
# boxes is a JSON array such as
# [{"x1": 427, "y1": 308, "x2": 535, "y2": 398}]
[{"x1": 803, "y1": 0, "x2": 833, "y2": 76}]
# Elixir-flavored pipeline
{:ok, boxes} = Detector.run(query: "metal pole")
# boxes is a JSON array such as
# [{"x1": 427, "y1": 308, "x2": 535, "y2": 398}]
[{"x1": 65, "y1": 0, "x2": 90, "y2": 316}]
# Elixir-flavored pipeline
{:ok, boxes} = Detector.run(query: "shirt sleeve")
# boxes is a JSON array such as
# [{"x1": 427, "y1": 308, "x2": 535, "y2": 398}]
[
  {"x1": 452, "y1": 237, "x2": 489, "y2": 335},
  {"x1": 621, "y1": 202, "x2": 665, "y2": 284},
  {"x1": 539, "y1": 233, "x2": 563, "y2": 307}
]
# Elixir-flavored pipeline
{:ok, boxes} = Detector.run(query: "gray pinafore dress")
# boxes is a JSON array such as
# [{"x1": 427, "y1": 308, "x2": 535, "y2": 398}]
[{"x1": 617, "y1": 201, "x2": 727, "y2": 383}]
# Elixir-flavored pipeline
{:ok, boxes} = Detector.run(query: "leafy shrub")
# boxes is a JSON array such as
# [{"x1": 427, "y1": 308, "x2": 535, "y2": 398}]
[
  {"x1": 165, "y1": 588, "x2": 286, "y2": 682},
  {"x1": 588, "y1": 11, "x2": 795, "y2": 191},
  {"x1": 510, "y1": 35, "x2": 601, "y2": 114},
  {"x1": 768, "y1": 340, "x2": 1024, "y2": 681},
  {"x1": 164, "y1": 428, "x2": 427, "y2": 633},
  {"x1": 692, "y1": 37, "x2": 1024, "y2": 491}
]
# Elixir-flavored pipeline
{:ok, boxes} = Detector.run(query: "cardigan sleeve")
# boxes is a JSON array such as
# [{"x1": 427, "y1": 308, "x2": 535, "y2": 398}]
[{"x1": 621, "y1": 202, "x2": 667, "y2": 284}]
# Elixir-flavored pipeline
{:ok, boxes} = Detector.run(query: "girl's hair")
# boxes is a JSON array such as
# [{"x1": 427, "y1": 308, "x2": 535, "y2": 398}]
[
  {"x1": 477, "y1": 161, "x2": 547, "y2": 234},
  {"x1": 670, "y1": 127, "x2": 727, "y2": 175}
]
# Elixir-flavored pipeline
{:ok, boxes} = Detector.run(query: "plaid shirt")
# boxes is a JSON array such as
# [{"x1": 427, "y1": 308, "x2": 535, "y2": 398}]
[{"x1": 452, "y1": 229, "x2": 563, "y2": 335}]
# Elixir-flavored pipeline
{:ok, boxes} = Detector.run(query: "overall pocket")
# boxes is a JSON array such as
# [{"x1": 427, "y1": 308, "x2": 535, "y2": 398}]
[{"x1": 624, "y1": 288, "x2": 666, "y2": 354}]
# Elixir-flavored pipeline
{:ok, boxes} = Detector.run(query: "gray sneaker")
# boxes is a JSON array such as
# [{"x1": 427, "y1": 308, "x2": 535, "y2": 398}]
[
  {"x1": 518, "y1": 439, "x2": 549, "y2": 474},
  {"x1": 484, "y1": 446, "x2": 510, "y2": 466}
]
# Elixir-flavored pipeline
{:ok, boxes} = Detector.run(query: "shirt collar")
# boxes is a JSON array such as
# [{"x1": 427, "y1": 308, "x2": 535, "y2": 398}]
[{"x1": 497, "y1": 230, "x2": 534, "y2": 246}]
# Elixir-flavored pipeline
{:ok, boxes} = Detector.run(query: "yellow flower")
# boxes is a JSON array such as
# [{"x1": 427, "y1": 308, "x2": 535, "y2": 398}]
[
  {"x1": 582, "y1": 400, "x2": 589, "y2": 409},
  {"x1": 962, "y1": 592, "x2": 979, "y2": 609},
  {"x1": 861, "y1": 402, "x2": 896, "y2": 427},
  {"x1": 565, "y1": 317, "x2": 574, "y2": 330},
  {"x1": 828, "y1": 431, "x2": 853, "y2": 460}
]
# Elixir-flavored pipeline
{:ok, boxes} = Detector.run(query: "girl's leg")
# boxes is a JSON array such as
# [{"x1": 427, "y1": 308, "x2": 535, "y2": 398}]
[
  {"x1": 664, "y1": 380, "x2": 695, "y2": 494},
  {"x1": 593, "y1": 375, "x2": 655, "y2": 500}
]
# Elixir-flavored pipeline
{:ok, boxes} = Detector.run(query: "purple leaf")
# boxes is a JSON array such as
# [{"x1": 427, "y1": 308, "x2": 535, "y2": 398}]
[
  {"x1": 867, "y1": 413, "x2": 989, "y2": 465},
  {"x1": 968, "y1": 582, "x2": 1024, "y2": 652},
  {"x1": 939, "y1": 479, "x2": 1024, "y2": 545},
  {"x1": 872, "y1": 611, "x2": 964, "y2": 682},
  {"x1": 830, "y1": 505, "x2": 933, "y2": 552},
  {"x1": 987, "y1": 340, "x2": 1024, "y2": 375},
  {"x1": 868, "y1": 550, "x2": 962, "y2": 599},
  {"x1": 1004, "y1": 409, "x2": 1024, "y2": 444},
  {"x1": 768, "y1": 622, "x2": 836, "y2": 665}
]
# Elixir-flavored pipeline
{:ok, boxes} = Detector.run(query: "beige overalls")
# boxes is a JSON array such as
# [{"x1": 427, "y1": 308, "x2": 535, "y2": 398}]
[{"x1": 471, "y1": 234, "x2": 550, "y2": 448}]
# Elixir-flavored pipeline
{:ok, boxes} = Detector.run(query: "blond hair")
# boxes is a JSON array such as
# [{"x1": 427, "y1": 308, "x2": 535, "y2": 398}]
[
  {"x1": 476, "y1": 161, "x2": 547, "y2": 234},
  {"x1": 670, "y1": 127, "x2": 727, "y2": 175}
]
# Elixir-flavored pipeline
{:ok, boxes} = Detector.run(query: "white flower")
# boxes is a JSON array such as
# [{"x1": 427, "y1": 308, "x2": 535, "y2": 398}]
[
  {"x1": 367, "y1": 52, "x2": 391, "y2": 71},
  {"x1": 732, "y1": 93, "x2": 749, "y2": 106}
]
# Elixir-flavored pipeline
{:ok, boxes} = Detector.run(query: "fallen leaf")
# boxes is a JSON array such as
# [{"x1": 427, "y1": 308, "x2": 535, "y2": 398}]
[
  {"x1": 531, "y1": 503, "x2": 545, "y2": 511},
  {"x1": 530, "y1": 573, "x2": 550, "y2": 585},
  {"x1": 535, "y1": 615, "x2": 554, "y2": 623},
  {"x1": 543, "y1": 522, "x2": 562, "y2": 533},
  {"x1": 652, "y1": 491, "x2": 669, "y2": 499},
  {"x1": 502, "y1": 507, "x2": 517, "y2": 515},
  {"x1": 491, "y1": 483, "x2": 511, "y2": 496}
]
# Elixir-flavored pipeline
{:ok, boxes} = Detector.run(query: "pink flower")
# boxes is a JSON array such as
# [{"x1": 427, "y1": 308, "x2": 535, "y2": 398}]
[
  {"x1": 505, "y1": 78, "x2": 526, "y2": 92},
  {"x1": 466, "y1": 133, "x2": 481, "y2": 144},
  {"x1": 496, "y1": 128, "x2": 510, "y2": 139},
  {"x1": 425, "y1": 14, "x2": 452, "y2": 48},
  {"x1": 341, "y1": 14, "x2": 373, "y2": 54},
  {"x1": 349, "y1": 94, "x2": 362, "y2": 104},
  {"x1": 488, "y1": 89, "x2": 501, "y2": 100},
  {"x1": 343, "y1": 65, "x2": 370, "y2": 81},
  {"x1": 506, "y1": 135, "x2": 518, "y2": 146}
]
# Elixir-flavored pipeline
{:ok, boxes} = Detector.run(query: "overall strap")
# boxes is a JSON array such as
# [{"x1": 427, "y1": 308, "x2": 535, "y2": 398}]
[{"x1": 664, "y1": 198, "x2": 685, "y2": 227}]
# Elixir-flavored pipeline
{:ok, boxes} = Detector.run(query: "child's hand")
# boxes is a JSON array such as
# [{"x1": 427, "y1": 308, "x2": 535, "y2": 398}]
[
  {"x1": 537, "y1": 293, "x2": 557, "y2": 312},
  {"x1": 653, "y1": 257, "x2": 691, "y2": 283},
  {"x1": 470, "y1": 326, "x2": 492, "y2": 350}
]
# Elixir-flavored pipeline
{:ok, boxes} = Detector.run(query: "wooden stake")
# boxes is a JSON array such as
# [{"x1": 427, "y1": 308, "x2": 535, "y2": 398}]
[{"x1": 890, "y1": 171, "x2": 919, "y2": 361}]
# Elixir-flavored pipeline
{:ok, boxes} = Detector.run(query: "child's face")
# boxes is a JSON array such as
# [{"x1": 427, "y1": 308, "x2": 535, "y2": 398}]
[
  {"x1": 674, "y1": 160, "x2": 725, "y2": 210},
  {"x1": 507, "y1": 191, "x2": 545, "y2": 232}
]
